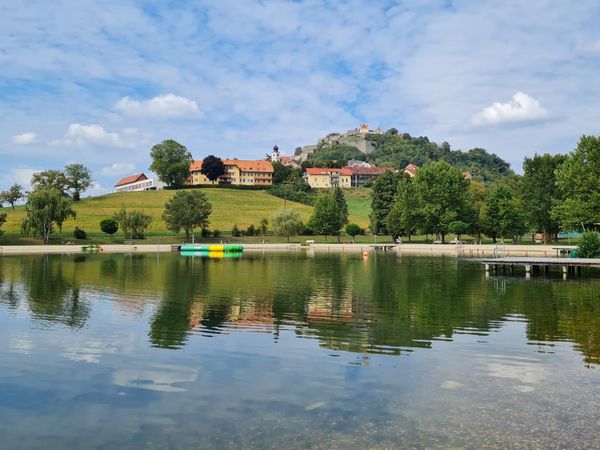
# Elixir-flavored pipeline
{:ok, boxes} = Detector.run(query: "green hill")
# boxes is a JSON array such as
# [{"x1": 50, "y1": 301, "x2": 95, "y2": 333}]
[
  {"x1": 1, "y1": 188, "x2": 372, "y2": 237},
  {"x1": 307, "y1": 132, "x2": 513, "y2": 182}
]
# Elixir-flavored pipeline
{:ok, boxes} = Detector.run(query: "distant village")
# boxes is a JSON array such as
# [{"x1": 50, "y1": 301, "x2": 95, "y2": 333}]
[{"x1": 113, "y1": 124, "x2": 457, "y2": 192}]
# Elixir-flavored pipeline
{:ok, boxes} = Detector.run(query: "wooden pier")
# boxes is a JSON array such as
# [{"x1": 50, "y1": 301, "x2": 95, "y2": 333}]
[
  {"x1": 481, "y1": 257, "x2": 600, "y2": 278},
  {"x1": 370, "y1": 244, "x2": 398, "y2": 251}
]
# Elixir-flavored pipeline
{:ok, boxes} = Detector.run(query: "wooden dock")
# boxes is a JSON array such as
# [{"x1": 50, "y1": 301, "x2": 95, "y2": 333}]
[
  {"x1": 481, "y1": 257, "x2": 600, "y2": 278},
  {"x1": 370, "y1": 244, "x2": 398, "y2": 251}
]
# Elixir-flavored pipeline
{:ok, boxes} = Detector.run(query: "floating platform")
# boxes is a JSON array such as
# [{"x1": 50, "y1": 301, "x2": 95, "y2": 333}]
[
  {"x1": 480, "y1": 257, "x2": 600, "y2": 278},
  {"x1": 180, "y1": 244, "x2": 244, "y2": 253},
  {"x1": 180, "y1": 250, "x2": 242, "y2": 259}
]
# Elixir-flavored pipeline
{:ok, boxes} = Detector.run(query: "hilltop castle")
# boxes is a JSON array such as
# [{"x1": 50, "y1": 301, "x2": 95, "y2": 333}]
[{"x1": 295, "y1": 124, "x2": 383, "y2": 162}]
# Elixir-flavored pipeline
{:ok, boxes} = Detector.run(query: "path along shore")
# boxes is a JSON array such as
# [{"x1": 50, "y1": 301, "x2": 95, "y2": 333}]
[{"x1": 0, "y1": 243, "x2": 574, "y2": 258}]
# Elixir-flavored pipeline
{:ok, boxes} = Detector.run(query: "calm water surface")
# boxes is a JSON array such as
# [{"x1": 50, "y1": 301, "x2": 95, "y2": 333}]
[{"x1": 0, "y1": 252, "x2": 598, "y2": 449}]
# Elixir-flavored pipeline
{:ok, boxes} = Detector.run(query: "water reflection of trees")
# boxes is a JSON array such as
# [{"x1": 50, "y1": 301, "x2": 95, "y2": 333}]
[
  {"x1": 0, "y1": 255, "x2": 90, "y2": 328},
  {"x1": 0, "y1": 253, "x2": 598, "y2": 365}
]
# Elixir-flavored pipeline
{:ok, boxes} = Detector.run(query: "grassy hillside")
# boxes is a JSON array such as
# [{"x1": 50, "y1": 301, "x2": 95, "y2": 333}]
[{"x1": 1, "y1": 188, "x2": 372, "y2": 237}]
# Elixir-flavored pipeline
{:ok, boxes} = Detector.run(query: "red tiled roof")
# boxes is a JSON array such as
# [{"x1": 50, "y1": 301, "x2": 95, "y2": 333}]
[
  {"x1": 114, "y1": 173, "x2": 147, "y2": 187},
  {"x1": 190, "y1": 160, "x2": 203, "y2": 171},
  {"x1": 346, "y1": 166, "x2": 391, "y2": 175},
  {"x1": 306, "y1": 168, "x2": 353, "y2": 176},
  {"x1": 404, "y1": 163, "x2": 418, "y2": 176}
]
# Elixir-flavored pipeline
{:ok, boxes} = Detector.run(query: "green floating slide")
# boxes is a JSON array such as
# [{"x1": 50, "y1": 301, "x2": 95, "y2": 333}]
[{"x1": 180, "y1": 244, "x2": 244, "y2": 253}]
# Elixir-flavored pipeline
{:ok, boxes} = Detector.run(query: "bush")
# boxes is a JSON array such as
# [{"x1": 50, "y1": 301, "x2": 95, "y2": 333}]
[
  {"x1": 269, "y1": 184, "x2": 314, "y2": 205},
  {"x1": 201, "y1": 228, "x2": 211, "y2": 238},
  {"x1": 577, "y1": 231, "x2": 600, "y2": 258},
  {"x1": 100, "y1": 218, "x2": 118, "y2": 237},
  {"x1": 213, "y1": 229, "x2": 221, "y2": 238},
  {"x1": 232, "y1": 224, "x2": 241, "y2": 237},
  {"x1": 73, "y1": 227, "x2": 87, "y2": 240},
  {"x1": 345, "y1": 223, "x2": 362, "y2": 239},
  {"x1": 246, "y1": 224, "x2": 256, "y2": 236}
]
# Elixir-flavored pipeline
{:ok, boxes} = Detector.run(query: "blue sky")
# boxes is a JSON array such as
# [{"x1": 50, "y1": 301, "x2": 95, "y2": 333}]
[{"x1": 2, "y1": 0, "x2": 600, "y2": 194}]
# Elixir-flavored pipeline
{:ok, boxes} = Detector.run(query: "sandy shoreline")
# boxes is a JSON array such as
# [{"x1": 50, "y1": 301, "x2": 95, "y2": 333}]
[{"x1": 0, "y1": 242, "x2": 574, "y2": 257}]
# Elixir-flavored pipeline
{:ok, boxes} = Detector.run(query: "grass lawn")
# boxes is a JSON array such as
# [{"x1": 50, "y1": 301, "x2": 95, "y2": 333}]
[{"x1": 1, "y1": 188, "x2": 372, "y2": 240}]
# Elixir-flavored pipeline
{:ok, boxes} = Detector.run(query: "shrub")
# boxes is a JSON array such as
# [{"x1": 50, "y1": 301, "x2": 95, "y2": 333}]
[
  {"x1": 73, "y1": 227, "x2": 87, "y2": 240},
  {"x1": 232, "y1": 224, "x2": 241, "y2": 237},
  {"x1": 577, "y1": 231, "x2": 600, "y2": 258},
  {"x1": 246, "y1": 224, "x2": 256, "y2": 236},
  {"x1": 345, "y1": 223, "x2": 362, "y2": 240},
  {"x1": 100, "y1": 218, "x2": 118, "y2": 238},
  {"x1": 201, "y1": 228, "x2": 211, "y2": 238},
  {"x1": 213, "y1": 229, "x2": 221, "y2": 238}
]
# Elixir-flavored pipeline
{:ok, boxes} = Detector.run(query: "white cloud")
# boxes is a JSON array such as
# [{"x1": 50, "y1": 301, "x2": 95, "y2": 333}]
[
  {"x1": 472, "y1": 92, "x2": 549, "y2": 125},
  {"x1": 53, "y1": 123, "x2": 144, "y2": 148},
  {"x1": 114, "y1": 94, "x2": 200, "y2": 118},
  {"x1": 11, "y1": 132, "x2": 37, "y2": 144},
  {"x1": 101, "y1": 162, "x2": 136, "y2": 176}
]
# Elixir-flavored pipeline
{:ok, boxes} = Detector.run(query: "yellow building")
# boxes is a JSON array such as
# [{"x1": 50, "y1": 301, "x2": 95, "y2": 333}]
[
  {"x1": 189, "y1": 159, "x2": 273, "y2": 186},
  {"x1": 305, "y1": 168, "x2": 352, "y2": 188}
]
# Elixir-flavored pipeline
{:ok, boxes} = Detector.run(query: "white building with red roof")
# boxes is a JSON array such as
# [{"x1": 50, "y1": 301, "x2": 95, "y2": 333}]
[{"x1": 114, "y1": 173, "x2": 165, "y2": 192}]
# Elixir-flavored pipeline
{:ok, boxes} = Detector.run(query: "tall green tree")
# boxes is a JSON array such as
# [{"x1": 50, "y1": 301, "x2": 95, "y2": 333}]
[
  {"x1": 200, "y1": 155, "x2": 225, "y2": 183},
  {"x1": 271, "y1": 207, "x2": 304, "y2": 242},
  {"x1": 412, "y1": 161, "x2": 470, "y2": 243},
  {"x1": 31, "y1": 170, "x2": 69, "y2": 195},
  {"x1": 0, "y1": 183, "x2": 25, "y2": 209},
  {"x1": 521, "y1": 154, "x2": 565, "y2": 243},
  {"x1": 64, "y1": 164, "x2": 93, "y2": 201},
  {"x1": 370, "y1": 171, "x2": 400, "y2": 234},
  {"x1": 309, "y1": 192, "x2": 344, "y2": 240},
  {"x1": 21, "y1": 188, "x2": 76, "y2": 244},
  {"x1": 333, "y1": 186, "x2": 349, "y2": 226},
  {"x1": 149, "y1": 139, "x2": 193, "y2": 188},
  {"x1": 481, "y1": 186, "x2": 528, "y2": 242},
  {"x1": 114, "y1": 208, "x2": 152, "y2": 240},
  {"x1": 552, "y1": 135, "x2": 600, "y2": 231},
  {"x1": 162, "y1": 190, "x2": 213, "y2": 240}
]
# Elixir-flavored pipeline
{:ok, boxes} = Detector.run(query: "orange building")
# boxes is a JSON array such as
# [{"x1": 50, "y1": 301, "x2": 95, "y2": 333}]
[{"x1": 189, "y1": 159, "x2": 273, "y2": 186}]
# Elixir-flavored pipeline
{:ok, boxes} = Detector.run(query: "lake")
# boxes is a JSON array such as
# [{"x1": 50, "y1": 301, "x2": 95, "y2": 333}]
[{"x1": 0, "y1": 252, "x2": 598, "y2": 449}]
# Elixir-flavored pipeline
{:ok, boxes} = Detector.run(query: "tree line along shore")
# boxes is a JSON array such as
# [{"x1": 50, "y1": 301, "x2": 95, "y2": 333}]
[{"x1": 1, "y1": 135, "x2": 600, "y2": 257}]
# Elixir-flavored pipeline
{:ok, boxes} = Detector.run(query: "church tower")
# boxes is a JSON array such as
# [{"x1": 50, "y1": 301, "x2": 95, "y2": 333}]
[{"x1": 271, "y1": 144, "x2": 280, "y2": 163}]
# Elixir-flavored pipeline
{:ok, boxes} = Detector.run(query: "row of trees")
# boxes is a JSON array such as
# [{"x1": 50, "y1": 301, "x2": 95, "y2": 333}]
[{"x1": 370, "y1": 135, "x2": 600, "y2": 243}]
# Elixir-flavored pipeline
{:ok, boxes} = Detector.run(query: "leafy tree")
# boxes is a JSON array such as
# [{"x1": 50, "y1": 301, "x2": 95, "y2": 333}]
[
  {"x1": 309, "y1": 192, "x2": 344, "y2": 240},
  {"x1": 64, "y1": 164, "x2": 93, "y2": 201},
  {"x1": 232, "y1": 224, "x2": 241, "y2": 237},
  {"x1": 370, "y1": 171, "x2": 400, "y2": 234},
  {"x1": 481, "y1": 186, "x2": 528, "y2": 242},
  {"x1": 149, "y1": 139, "x2": 193, "y2": 188},
  {"x1": 333, "y1": 186, "x2": 349, "y2": 226},
  {"x1": 307, "y1": 143, "x2": 366, "y2": 167},
  {"x1": 272, "y1": 161, "x2": 292, "y2": 184},
  {"x1": 100, "y1": 219, "x2": 119, "y2": 238},
  {"x1": 246, "y1": 224, "x2": 256, "y2": 236},
  {"x1": 200, "y1": 155, "x2": 225, "y2": 183},
  {"x1": 577, "y1": 232, "x2": 600, "y2": 258},
  {"x1": 271, "y1": 207, "x2": 304, "y2": 242},
  {"x1": 552, "y1": 135, "x2": 600, "y2": 231},
  {"x1": 21, "y1": 188, "x2": 76, "y2": 244},
  {"x1": 0, "y1": 212, "x2": 6, "y2": 235},
  {"x1": 113, "y1": 208, "x2": 152, "y2": 240},
  {"x1": 162, "y1": 190, "x2": 212, "y2": 240},
  {"x1": 259, "y1": 217, "x2": 269, "y2": 235},
  {"x1": 467, "y1": 181, "x2": 488, "y2": 239},
  {"x1": 345, "y1": 223, "x2": 361, "y2": 243},
  {"x1": 448, "y1": 221, "x2": 470, "y2": 243},
  {"x1": 521, "y1": 154, "x2": 565, "y2": 243},
  {"x1": 31, "y1": 170, "x2": 69, "y2": 195},
  {"x1": 386, "y1": 203, "x2": 405, "y2": 242},
  {"x1": 412, "y1": 161, "x2": 470, "y2": 243},
  {"x1": 386, "y1": 128, "x2": 398, "y2": 135},
  {"x1": 0, "y1": 184, "x2": 25, "y2": 209},
  {"x1": 392, "y1": 175, "x2": 419, "y2": 241}
]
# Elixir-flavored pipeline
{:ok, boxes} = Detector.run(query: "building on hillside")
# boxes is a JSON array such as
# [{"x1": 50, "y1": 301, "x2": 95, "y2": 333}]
[
  {"x1": 347, "y1": 159, "x2": 372, "y2": 168},
  {"x1": 305, "y1": 168, "x2": 352, "y2": 188},
  {"x1": 404, "y1": 163, "x2": 418, "y2": 178},
  {"x1": 278, "y1": 156, "x2": 298, "y2": 168},
  {"x1": 114, "y1": 173, "x2": 165, "y2": 192},
  {"x1": 346, "y1": 166, "x2": 394, "y2": 187},
  {"x1": 463, "y1": 171, "x2": 473, "y2": 180},
  {"x1": 189, "y1": 159, "x2": 274, "y2": 186}
]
